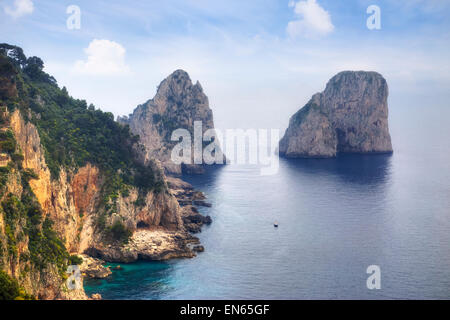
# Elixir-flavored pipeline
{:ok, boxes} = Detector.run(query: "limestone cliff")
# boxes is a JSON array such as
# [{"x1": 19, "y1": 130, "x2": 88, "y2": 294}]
[
  {"x1": 5, "y1": 108, "x2": 197, "y2": 273},
  {"x1": 119, "y1": 70, "x2": 222, "y2": 175},
  {"x1": 0, "y1": 110, "x2": 87, "y2": 299},
  {"x1": 0, "y1": 45, "x2": 201, "y2": 300},
  {"x1": 279, "y1": 71, "x2": 393, "y2": 157}
]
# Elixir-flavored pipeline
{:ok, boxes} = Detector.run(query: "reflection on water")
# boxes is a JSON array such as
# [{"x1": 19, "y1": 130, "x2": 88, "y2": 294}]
[{"x1": 282, "y1": 154, "x2": 392, "y2": 186}]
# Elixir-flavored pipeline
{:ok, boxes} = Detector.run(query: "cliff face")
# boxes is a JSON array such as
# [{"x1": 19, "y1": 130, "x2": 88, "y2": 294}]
[
  {"x1": 9, "y1": 108, "x2": 193, "y2": 260},
  {"x1": 10, "y1": 110, "x2": 84, "y2": 253},
  {"x1": 280, "y1": 71, "x2": 393, "y2": 158},
  {"x1": 0, "y1": 45, "x2": 200, "y2": 299},
  {"x1": 0, "y1": 108, "x2": 194, "y2": 299},
  {"x1": 0, "y1": 110, "x2": 86, "y2": 299},
  {"x1": 119, "y1": 70, "x2": 220, "y2": 175}
]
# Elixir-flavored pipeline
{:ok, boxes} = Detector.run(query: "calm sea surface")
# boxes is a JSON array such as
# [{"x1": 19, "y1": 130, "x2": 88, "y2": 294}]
[{"x1": 85, "y1": 105, "x2": 450, "y2": 299}]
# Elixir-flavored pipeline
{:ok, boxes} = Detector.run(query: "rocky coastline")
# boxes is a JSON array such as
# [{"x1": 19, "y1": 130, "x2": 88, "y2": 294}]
[
  {"x1": 76, "y1": 176, "x2": 212, "y2": 284},
  {"x1": 68, "y1": 70, "x2": 219, "y2": 297},
  {"x1": 80, "y1": 70, "x2": 219, "y2": 267},
  {"x1": 0, "y1": 46, "x2": 219, "y2": 300}
]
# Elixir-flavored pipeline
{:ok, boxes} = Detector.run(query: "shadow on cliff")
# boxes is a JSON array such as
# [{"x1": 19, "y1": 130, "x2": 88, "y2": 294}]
[{"x1": 280, "y1": 153, "x2": 393, "y2": 187}]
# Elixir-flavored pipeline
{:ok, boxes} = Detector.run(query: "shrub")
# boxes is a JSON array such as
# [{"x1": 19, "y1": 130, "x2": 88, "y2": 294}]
[
  {"x1": 0, "y1": 130, "x2": 16, "y2": 153},
  {"x1": 10, "y1": 153, "x2": 24, "y2": 163},
  {"x1": 21, "y1": 168, "x2": 38, "y2": 182},
  {"x1": 0, "y1": 270, "x2": 21, "y2": 300},
  {"x1": 107, "y1": 221, "x2": 132, "y2": 244},
  {"x1": 69, "y1": 255, "x2": 83, "y2": 266},
  {"x1": 0, "y1": 270, "x2": 34, "y2": 300}
]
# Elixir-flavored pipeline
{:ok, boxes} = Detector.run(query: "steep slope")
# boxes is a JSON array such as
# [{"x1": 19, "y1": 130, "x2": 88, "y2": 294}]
[
  {"x1": 119, "y1": 70, "x2": 222, "y2": 175},
  {"x1": 0, "y1": 44, "x2": 198, "y2": 299},
  {"x1": 279, "y1": 71, "x2": 393, "y2": 158}
]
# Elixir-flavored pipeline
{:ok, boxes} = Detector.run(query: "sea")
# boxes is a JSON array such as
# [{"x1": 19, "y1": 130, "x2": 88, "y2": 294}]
[{"x1": 85, "y1": 103, "x2": 450, "y2": 299}]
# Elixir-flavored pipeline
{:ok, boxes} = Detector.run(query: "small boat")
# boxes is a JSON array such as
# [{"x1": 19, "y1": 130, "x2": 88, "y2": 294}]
[{"x1": 274, "y1": 222, "x2": 279, "y2": 228}]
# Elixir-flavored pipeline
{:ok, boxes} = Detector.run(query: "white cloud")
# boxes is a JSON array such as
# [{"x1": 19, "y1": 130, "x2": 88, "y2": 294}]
[
  {"x1": 4, "y1": 0, "x2": 34, "y2": 19},
  {"x1": 73, "y1": 39, "x2": 131, "y2": 76},
  {"x1": 287, "y1": 0, "x2": 334, "y2": 38}
]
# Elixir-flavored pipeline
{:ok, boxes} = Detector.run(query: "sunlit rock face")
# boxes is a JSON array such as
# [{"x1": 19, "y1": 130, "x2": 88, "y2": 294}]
[
  {"x1": 280, "y1": 71, "x2": 393, "y2": 158},
  {"x1": 119, "y1": 70, "x2": 221, "y2": 175}
]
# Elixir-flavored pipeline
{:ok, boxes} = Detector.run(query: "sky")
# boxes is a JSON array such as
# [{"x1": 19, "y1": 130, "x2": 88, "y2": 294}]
[{"x1": 1, "y1": 0, "x2": 450, "y2": 132}]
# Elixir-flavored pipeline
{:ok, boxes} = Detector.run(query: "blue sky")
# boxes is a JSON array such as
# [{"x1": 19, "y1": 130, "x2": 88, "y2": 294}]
[{"x1": 1, "y1": 0, "x2": 450, "y2": 131}]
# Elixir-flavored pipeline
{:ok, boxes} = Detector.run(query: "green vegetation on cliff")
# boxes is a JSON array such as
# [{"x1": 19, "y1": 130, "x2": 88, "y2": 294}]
[
  {"x1": 0, "y1": 146, "x2": 70, "y2": 274},
  {"x1": 0, "y1": 44, "x2": 165, "y2": 234},
  {"x1": 0, "y1": 270, "x2": 34, "y2": 300},
  {"x1": 0, "y1": 44, "x2": 165, "y2": 197},
  {"x1": 0, "y1": 43, "x2": 169, "y2": 298},
  {"x1": 0, "y1": 129, "x2": 70, "y2": 299}
]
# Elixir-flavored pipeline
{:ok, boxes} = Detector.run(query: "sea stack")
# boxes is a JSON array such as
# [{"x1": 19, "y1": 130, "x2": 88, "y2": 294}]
[
  {"x1": 279, "y1": 71, "x2": 393, "y2": 158},
  {"x1": 119, "y1": 70, "x2": 221, "y2": 175}
]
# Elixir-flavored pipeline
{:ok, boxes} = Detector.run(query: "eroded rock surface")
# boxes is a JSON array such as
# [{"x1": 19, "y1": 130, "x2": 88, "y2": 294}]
[
  {"x1": 79, "y1": 255, "x2": 112, "y2": 279},
  {"x1": 118, "y1": 70, "x2": 222, "y2": 175},
  {"x1": 85, "y1": 229, "x2": 199, "y2": 262},
  {"x1": 280, "y1": 71, "x2": 393, "y2": 158}
]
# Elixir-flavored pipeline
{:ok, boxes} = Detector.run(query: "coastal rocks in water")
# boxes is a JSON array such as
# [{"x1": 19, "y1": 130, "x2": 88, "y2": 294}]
[
  {"x1": 79, "y1": 255, "x2": 112, "y2": 279},
  {"x1": 168, "y1": 177, "x2": 209, "y2": 206},
  {"x1": 118, "y1": 70, "x2": 223, "y2": 175},
  {"x1": 193, "y1": 245, "x2": 205, "y2": 253},
  {"x1": 193, "y1": 200, "x2": 212, "y2": 208},
  {"x1": 279, "y1": 71, "x2": 393, "y2": 158},
  {"x1": 181, "y1": 205, "x2": 212, "y2": 234},
  {"x1": 85, "y1": 229, "x2": 200, "y2": 262},
  {"x1": 166, "y1": 176, "x2": 194, "y2": 191},
  {"x1": 167, "y1": 176, "x2": 212, "y2": 234}
]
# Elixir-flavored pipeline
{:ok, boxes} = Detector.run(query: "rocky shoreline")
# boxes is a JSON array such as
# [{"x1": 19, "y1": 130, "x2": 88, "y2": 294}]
[
  {"x1": 80, "y1": 69, "x2": 216, "y2": 269},
  {"x1": 78, "y1": 175, "x2": 211, "y2": 288},
  {"x1": 167, "y1": 176, "x2": 213, "y2": 233},
  {"x1": 79, "y1": 255, "x2": 112, "y2": 279}
]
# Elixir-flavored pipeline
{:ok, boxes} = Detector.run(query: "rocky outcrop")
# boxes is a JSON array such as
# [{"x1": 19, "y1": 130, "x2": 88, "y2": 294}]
[
  {"x1": 181, "y1": 205, "x2": 212, "y2": 233},
  {"x1": 117, "y1": 70, "x2": 217, "y2": 237},
  {"x1": 280, "y1": 71, "x2": 393, "y2": 158},
  {"x1": 79, "y1": 255, "x2": 111, "y2": 279},
  {"x1": 118, "y1": 70, "x2": 222, "y2": 175},
  {"x1": 85, "y1": 229, "x2": 199, "y2": 262},
  {"x1": 166, "y1": 176, "x2": 212, "y2": 233}
]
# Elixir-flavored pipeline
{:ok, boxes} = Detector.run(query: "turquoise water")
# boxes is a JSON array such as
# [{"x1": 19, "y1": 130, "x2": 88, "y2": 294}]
[{"x1": 85, "y1": 105, "x2": 450, "y2": 299}]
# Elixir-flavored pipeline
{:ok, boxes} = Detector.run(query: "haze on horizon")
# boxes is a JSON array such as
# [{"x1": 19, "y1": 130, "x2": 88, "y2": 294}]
[{"x1": 1, "y1": 0, "x2": 450, "y2": 133}]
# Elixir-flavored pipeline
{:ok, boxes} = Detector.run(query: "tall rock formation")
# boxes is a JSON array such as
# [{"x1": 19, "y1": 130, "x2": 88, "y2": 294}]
[
  {"x1": 279, "y1": 71, "x2": 393, "y2": 158},
  {"x1": 119, "y1": 70, "x2": 221, "y2": 175}
]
